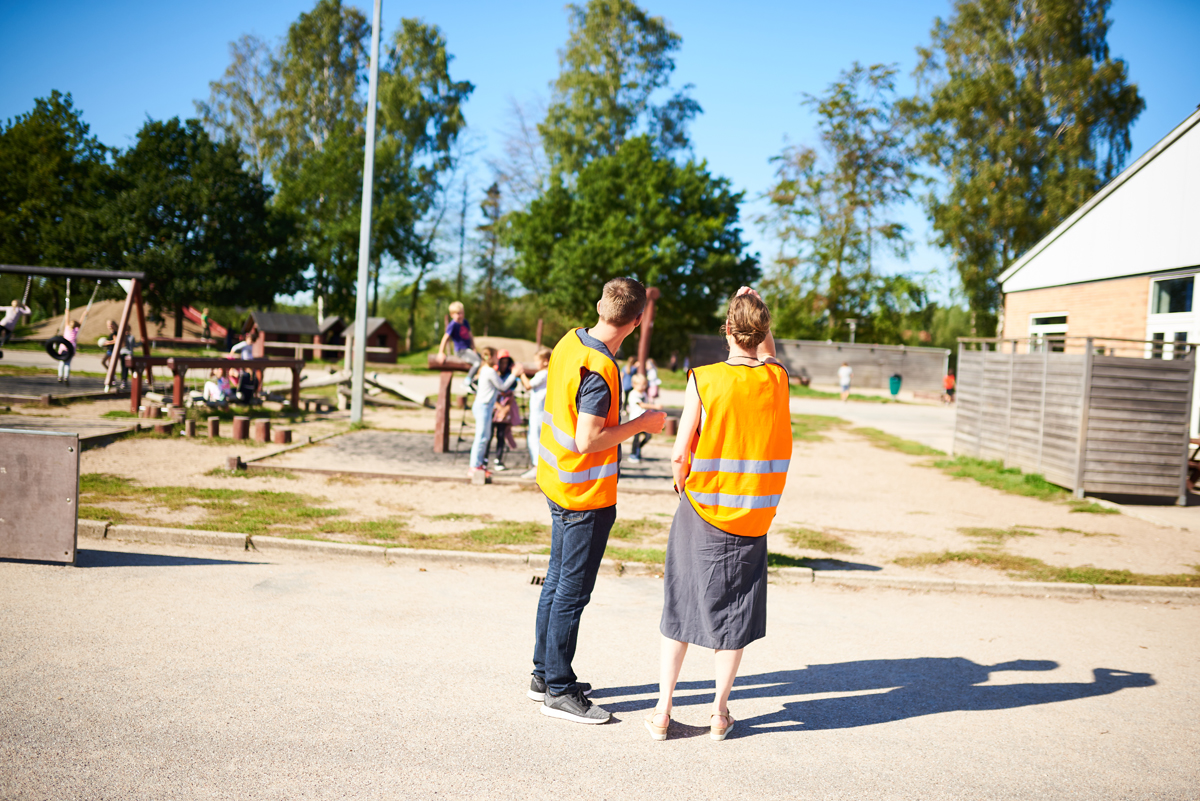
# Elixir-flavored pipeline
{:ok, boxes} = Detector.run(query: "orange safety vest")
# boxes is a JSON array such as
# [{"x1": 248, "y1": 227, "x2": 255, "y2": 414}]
[
  {"x1": 684, "y1": 362, "x2": 793, "y2": 536},
  {"x1": 536, "y1": 329, "x2": 622, "y2": 510}
]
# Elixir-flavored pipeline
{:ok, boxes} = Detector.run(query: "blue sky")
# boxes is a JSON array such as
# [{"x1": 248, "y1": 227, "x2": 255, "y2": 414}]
[{"x1": 2, "y1": 0, "x2": 1197, "y2": 303}]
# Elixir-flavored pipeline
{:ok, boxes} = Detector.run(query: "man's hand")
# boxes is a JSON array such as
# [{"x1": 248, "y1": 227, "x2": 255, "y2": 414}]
[{"x1": 640, "y1": 410, "x2": 667, "y2": 433}]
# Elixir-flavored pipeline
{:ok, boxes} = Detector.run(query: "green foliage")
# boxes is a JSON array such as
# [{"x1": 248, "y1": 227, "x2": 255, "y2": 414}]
[
  {"x1": 759, "y1": 63, "x2": 918, "y2": 345},
  {"x1": 1068, "y1": 500, "x2": 1119, "y2": 515},
  {"x1": 465, "y1": 520, "x2": 550, "y2": 546},
  {"x1": 110, "y1": 117, "x2": 301, "y2": 328},
  {"x1": 906, "y1": 0, "x2": 1145, "y2": 334},
  {"x1": 540, "y1": 0, "x2": 699, "y2": 175},
  {"x1": 201, "y1": 2, "x2": 473, "y2": 321},
  {"x1": 508, "y1": 136, "x2": 758, "y2": 357}
]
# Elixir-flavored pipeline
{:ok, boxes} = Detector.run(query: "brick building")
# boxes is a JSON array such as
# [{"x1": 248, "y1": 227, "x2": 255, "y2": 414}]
[
  {"x1": 1000, "y1": 107, "x2": 1200, "y2": 348},
  {"x1": 998, "y1": 107, "x2": 1200, "y2": 428}
]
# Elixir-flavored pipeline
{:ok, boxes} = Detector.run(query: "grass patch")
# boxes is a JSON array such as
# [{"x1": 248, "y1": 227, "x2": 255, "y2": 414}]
[
  {"x1": 958, "y1": 526, "x2": 1039, "y2": 546},
  {"x1": 79, "y1": 472, "x2": 341, "y2": 535},
  {"x1": 789, "y1": 384, "x2": 895, "y2": 403},
  {"x1": 465, "y1": 520, "x2": 550, "y2": 546},
  {"x1": 782, "y1": 526, "x2": 858, "y2": 554},
  {"x1": 205, "y1": 467, "x2": 296, "y2": 480},
  {"x1": 317, "y1": 518, "x2": 410, "y2": 540},
  {"x1": 852, "y1": 427, "x2": 944, "y2": 456},
  {"x1": 933, "y1": 457, "x2": 1069, "y2": 501},
  {"x1": 605, "y1": 545, "x2": 666, "y2": 564},
  {"x1": 428, "y1": 512, "x2": 492, "y2": 522},
  {"x1": 1069, "y1": 500, "x2": 1120, "y2": 515},
  {"x1": 101, "y1": 410, "x2": 138, "y2": 418},
  {"x1": 609, "y1": 517, "x2": 667, "y2": 540},
  {"x1": 895, "y1": 550, "x2": 1200, "y2": 586},
  {"x1": 791, "y1": 413, "x2": 847, "y2": 442}
]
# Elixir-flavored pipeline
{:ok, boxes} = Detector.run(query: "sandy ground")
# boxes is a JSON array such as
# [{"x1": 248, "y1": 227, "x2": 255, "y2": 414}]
[{"x1": 72, "y1": 409, "x2": 1200, "y2": 582}]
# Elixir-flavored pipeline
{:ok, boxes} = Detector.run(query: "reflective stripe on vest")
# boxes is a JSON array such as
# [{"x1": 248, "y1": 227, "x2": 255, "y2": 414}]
[
  {"x1": 535, "y1": 329, "x2": 622, "y2": 510},
  {"x1": 684, "y1": 361, "x2": 792, "y2": 537}
]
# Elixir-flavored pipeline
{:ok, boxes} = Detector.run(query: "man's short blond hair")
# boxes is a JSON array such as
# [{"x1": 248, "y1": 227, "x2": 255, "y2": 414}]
[
  {"x1": 448, "y1": 300, "x2": 465, "y2": 314},
  {"x1": 597, "y1": 278, "x2": 646, "y2": 327}
]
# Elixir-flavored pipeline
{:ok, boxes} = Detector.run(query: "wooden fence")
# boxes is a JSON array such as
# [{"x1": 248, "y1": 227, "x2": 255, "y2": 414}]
[{"x1": 953, "y1": 337, "x2": 1195, "y2": 502}]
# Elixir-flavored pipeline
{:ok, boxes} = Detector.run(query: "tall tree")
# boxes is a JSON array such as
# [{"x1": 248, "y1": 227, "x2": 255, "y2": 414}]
[
  {"x1": 109, "y1": 118, "x2": 301, "y2": 334},
  {"x1": 907, "y1": 0, "x2": 1144, "y2": 334},
  {"x1": 0, "y1": 91, "x2": 118, "y2": 270},
  {"x1": 759, "y1": 63, "x2": 915, "y2": 343},
  {"x1": 476, "y1": 182, "x2": 505, "y2": 336},
  {"x1": 199, "y1": 3, "x2": 471, "y2": 319},
  {"x1": 508, "y1": 136, "x2": 757, "y2": 357},
  {"x1": 539, "y1": 0, "x2": 700, "y2": 175}
]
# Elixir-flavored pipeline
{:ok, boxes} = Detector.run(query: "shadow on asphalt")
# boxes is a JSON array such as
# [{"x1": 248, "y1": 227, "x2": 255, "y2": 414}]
[
  {"x1": 595, "y1": 658, "x2": 1155, "y2": 736},
  {"x1": 73, "y1": 550, "x2": 263, "y2": 568}
]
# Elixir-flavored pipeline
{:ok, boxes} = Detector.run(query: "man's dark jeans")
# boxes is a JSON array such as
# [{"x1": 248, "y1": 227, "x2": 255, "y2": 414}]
[{"x1": 533, "y1": 499, "x2": 616, "y2": 696}]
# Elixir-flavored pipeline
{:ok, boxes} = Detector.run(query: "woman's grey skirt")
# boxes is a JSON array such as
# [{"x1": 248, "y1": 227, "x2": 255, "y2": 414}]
[{"x1": 659, "y1": 495, "x2": 768, "y2": 651}]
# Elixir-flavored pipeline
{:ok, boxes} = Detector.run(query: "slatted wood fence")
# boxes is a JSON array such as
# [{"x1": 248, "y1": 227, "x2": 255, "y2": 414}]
[{"x1": 953, "y1": 338, "x2": 1194, "y2": 502}]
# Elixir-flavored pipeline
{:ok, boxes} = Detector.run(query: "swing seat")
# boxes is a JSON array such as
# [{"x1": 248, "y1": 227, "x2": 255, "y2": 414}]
[{"x1": 45, "y1": 336, "x2": 75, "y2": 362}]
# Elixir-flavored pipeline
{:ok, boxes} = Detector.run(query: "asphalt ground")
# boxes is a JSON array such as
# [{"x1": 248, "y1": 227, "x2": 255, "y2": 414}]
[{"x1": 2, "y1": 539, "x2": 1197, "y2": 800}]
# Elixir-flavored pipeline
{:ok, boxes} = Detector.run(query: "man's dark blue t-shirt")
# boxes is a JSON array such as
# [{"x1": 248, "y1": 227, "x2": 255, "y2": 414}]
[{"x1": 574, "y1": 328, "x2": 617, "y2": 418}]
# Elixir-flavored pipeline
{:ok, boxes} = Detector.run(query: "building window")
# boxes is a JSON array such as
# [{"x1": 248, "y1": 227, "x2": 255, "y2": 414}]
[
  {"x1": 1028, "y1": 313, "x2": 1068, "y2": 353},
  {"x1": 1152, "y1": 276, "x2": 1193, "y2": 314}
]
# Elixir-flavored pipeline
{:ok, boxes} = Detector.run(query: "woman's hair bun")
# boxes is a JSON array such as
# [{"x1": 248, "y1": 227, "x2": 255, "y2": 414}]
[{"x1": 723, "y1": 294, "x2": 771, "y2": 350}]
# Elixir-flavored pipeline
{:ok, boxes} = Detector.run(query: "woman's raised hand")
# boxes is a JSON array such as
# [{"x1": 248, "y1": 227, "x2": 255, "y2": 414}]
[{"x1": 735, "y1": 286, "x2": 762, "y2": 302}]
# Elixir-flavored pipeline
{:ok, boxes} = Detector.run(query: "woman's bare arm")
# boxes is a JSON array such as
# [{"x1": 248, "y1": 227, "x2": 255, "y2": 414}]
[{"x1": 671, "y1": 373, "x2": 702, "y2": 493}]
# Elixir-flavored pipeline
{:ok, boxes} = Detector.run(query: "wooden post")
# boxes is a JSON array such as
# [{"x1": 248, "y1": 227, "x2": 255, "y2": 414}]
[
  {"x1": 636, "y1": 287, "x2": 660, "y2": 375},
  {"x1": 273, "y1": 428, "x2": 292, "y2": 445},
  {"x1": 535, "y1": 318, "x2": 544, "y2": 349},
  {"x1": 129, "y1": 367, "x2": 141, "y2": 415},
  {"x1": 253, "y1": 418, "x2": 270, "y2": 442},
  {"x1": 344, "y1": 333, "x2": 354, "y2": 373},
  {"x1": 232, "y1": 416, "x2": 250, "y2": 441},
  {"x1": 207, "y1": 416, "x2": 220, "y2": 438},
  {"x1": 173, "y1": 369, "x2": 185, "y2": 407},
  {"x1": 434, "y1": 370, "x2": 453, "y2": 453},
  {"x1": 185, "y1": 419, "x2": 196, "y2": 438},
  {"x1": 105, "y1": 281, "x2": 136, "y2": 391},
  {"x1": 133, "y1": 282, "x2": 154, "y2": 388},
  {"x1": 154, "y1": 422, "x2": 174, "y2": 435},
  {"x1": 291, "y1": 366, "x2": 301, "y2": 410},
  {"x1": 1073, "y1": 338, "x2": 1095, "y2": 498}
]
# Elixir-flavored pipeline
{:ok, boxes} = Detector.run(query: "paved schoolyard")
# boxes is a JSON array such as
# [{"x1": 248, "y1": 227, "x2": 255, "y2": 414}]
[{"x1": 1, "y1": 539, "x2": 1195, "y2": 800}]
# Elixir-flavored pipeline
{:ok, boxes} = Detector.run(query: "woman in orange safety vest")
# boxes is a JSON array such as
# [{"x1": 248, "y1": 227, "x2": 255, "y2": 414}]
[{"x1": 645, "y1": 287, "x2": 792, "y2": 743}]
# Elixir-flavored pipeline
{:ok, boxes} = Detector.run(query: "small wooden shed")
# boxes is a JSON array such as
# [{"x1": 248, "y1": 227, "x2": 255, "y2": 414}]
[
  {"x1": 243, "y1": 312, "x2": 319, "y2": 358},
  {"x1": 953, "y1": 337, "x2": 1195, "y2": 503},
  {"x1": 346, "y1": 317, "x2": 400, "y2": 363}
]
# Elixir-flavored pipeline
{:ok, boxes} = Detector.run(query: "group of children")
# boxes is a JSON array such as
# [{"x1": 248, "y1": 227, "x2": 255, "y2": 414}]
[{"x1": 435, "y1": 300, "x2": 664, "y2": 479}]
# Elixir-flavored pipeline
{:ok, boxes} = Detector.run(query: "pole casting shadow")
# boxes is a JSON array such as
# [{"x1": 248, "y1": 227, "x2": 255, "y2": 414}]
[{"x1": 595, "y1": 658, "x2": 1154, "y2": 735}]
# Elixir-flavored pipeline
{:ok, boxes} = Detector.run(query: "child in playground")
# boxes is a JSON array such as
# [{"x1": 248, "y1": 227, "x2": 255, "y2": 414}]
[
  {"x1": 520, "y1": 347, "x2": 552, "y2": 479},
  {"x1": 436, "y1": 301, "x2": 481, "y2": 390},
  {"x1": 469, "y1": 346, "x2": 523, "y2": 477},
  {"x1": 0, "y1": 299, "x2": 31, "y2": 347},
  {"x1": 620, "y1": 357, "x2": 636, "y2": 410},
  {"x1": 625, "y1": 373, "x2": 663, "y2": 464},
  {"x1": 489, "y1": 351, "x2": 519, "y2": 471},
  {"x1": 98, "y1": 320, "x2": 134, "y2": 389},
  {"x1": 645, "y1": 358, "x2": 662, "y2": 401},
  {"x1": 203, "y1": 368, "x2": 231, "y2": 405},
  {"x1": 56, "y1": 319, "x2": 81, "y2": 385}
]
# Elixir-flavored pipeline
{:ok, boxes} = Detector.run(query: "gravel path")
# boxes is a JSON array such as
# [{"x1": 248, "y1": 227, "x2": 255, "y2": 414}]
[{"x1": 1, "y1": 539, "x2": 1196, "y2": 800}]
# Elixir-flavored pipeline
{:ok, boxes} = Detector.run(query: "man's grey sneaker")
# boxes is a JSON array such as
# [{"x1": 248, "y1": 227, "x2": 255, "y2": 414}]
[
  {"x1": 541, "y1": 688, "x2": 610, "y2": 724},
  {"x1": 528, "y1": 674, "x2": 592, "y2": 702}
]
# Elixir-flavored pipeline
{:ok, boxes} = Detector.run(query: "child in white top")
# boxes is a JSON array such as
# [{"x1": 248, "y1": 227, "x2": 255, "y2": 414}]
[
  {"x1": 520, "y1": 347, "x2": 552, "y2": 479},
  {"x1": 626, "y1": 373, "x2": 663, "y2": 463},
  {"x1": 57, "y1": 319, "x2": 81, "y2": 383},
  {"x1": 469, "y1": 347, "x2": 524, "y2": 475}
]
